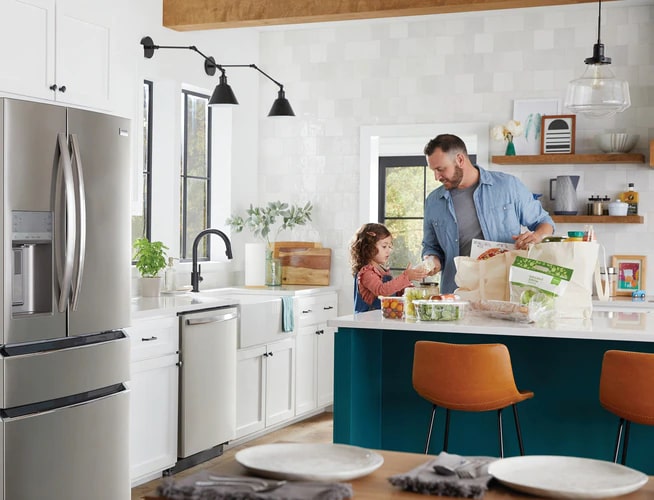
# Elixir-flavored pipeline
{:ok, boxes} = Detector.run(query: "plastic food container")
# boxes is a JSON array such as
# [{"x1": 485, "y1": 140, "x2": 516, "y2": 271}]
[
  {"x1": 413, "y1": 300, "x2": 467, "y2": 321},
  {"x1": 379, "y1": 296, "x2": 405, "y2": 319},
  {"x1": 404, "y1": 284, "x2": 440, "y2": 318}
]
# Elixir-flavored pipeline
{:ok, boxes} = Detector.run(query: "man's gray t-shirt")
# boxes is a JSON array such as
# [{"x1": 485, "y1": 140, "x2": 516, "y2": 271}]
[{"x1": 451, "y1": 183, "x2": 483, "y2": 257}]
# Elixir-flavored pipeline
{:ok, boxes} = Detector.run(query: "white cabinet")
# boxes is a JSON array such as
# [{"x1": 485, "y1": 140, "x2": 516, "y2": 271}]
[
  {"x1": 0, "y1": 0, "x2": 117, "y2": 110},
  {"x1": 127, "y1": 315, "x2": 179, "y2": 487},
  {"x1": 295, "y1": 292, "x2": 338, "y2": 416},
  {"x1": 236, "y1": 337, "x2": 295, "y2": 438}
]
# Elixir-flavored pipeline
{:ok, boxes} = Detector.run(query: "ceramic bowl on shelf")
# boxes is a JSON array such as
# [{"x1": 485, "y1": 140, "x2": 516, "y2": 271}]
[
  {"x1": 608, "y1": 200, "x2": 629, "y2": 216},
  {"x1": 595, "y1": 133, "x2": 639, "y2": 153}
]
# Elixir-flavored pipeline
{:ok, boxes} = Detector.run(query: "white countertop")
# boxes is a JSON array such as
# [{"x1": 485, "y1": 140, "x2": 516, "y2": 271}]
[
  {"x1": 328, "y1": 308, "x2": 654, "y2": 343},
  {"x1": 131, "y1": 285, "x2": 337, "y2": 320}
]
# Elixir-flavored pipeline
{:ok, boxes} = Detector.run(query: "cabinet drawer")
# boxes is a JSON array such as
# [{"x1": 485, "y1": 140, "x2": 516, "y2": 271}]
[
  {"x1": 128, "y1": 316, "x2": 179, "y2": 362},
  {"x1": 296, "y1": 294, "x2": 338, "y2": 328}
]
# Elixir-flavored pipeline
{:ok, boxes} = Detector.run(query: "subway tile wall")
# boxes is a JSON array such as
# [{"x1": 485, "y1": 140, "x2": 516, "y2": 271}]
[{"x1": 255, "y1": 2, "x2": 654, "y2": 312}]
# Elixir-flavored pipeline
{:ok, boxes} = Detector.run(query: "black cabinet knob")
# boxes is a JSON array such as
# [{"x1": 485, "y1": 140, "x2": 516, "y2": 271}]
[
  {"x1": 49, "y1": 84, "x2": 57, "y2": 91},
  {"x1": 59, "y1": 85, "x2": 66, "y2": 93}
]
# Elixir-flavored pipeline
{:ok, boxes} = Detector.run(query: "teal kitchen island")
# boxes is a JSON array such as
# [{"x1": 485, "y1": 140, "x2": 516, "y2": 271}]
[{"x1": 328, "y1": 309, "x2": 654, "y2": 473}]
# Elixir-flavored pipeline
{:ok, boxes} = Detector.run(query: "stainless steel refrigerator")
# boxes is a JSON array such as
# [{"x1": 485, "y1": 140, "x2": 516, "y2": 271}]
[{"x1": 0, "y1": 98, "x2": 131, "y2": 499}]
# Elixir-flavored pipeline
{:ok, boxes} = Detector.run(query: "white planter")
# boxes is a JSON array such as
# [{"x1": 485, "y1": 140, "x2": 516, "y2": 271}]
[
  {"x1": 244, "y1": 243, "x2": 266, "y2": 286},
  {"x1": 140, "y1": 277, "x2": 162, "y2": 297}
]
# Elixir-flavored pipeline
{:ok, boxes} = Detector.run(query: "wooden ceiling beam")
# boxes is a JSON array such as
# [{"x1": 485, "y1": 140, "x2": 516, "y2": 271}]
[{"x1": 163, "y1": 0, "x2": 606, "y2": 31}]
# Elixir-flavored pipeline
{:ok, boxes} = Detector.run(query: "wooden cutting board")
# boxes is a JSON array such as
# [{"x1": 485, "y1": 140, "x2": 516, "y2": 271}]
[{"x1": 272, "y1": 242, "x2": 331, "y2": 286}]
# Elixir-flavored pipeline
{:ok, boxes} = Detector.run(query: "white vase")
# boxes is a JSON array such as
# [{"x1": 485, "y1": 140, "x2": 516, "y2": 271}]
[
  {"x1": 244, "y1": 243, "x2": 266, "y2": 286},
  {"x1": 140, "y1": 276, "x2": 162, "y2": 297}
]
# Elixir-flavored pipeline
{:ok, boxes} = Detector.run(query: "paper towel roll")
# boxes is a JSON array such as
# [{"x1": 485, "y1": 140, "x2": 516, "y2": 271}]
[{"x1": 245, "y1": 243, "x2": 266, "y2": 286}]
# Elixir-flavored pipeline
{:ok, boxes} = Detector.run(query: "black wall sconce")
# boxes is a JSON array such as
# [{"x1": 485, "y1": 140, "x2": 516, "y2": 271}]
[{"x1": 140, "y1": 36, "x2": 295, "y2": 117}]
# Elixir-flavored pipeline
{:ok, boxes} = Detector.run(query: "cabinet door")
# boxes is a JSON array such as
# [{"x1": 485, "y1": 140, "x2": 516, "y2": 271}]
[
  {"x1": 295, "y1": 325, "x2": 317, "y2": 415},
  {"x1": 317, "y1": 323, "x2": 335, "y2": 407},
  {"x1": 265, "y1": 337, "x2": 295, "y2": 427},
  {"x1": 0, "y1": 0, "x2": 55, "y2": 100},
  {"x1": 236, "y1": 345, "x2": 266, "y2": 438},
  {"x1": 55, "y1": 0, "x2": 112, "y2": 109},
  {"x1": 129, "y1": 353, "x2": 179, "y2": 486}
]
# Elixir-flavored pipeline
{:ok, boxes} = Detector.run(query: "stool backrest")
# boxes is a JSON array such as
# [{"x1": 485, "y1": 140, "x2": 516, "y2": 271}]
[
  {"x1": 600, "y1": 350, "x2": 654, "y2": 425},
  {"x1": 412, "y1": 340, "x2": 524, "y2": 412}
]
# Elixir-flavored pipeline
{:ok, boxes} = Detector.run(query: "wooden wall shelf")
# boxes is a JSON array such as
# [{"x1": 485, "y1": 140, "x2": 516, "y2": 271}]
[
  {"x1": 552, "y1": 215, "x2": 644, "y2": 224},
  {"x1": 492, "y1": 153, "x2": 645, "y2": 165}
]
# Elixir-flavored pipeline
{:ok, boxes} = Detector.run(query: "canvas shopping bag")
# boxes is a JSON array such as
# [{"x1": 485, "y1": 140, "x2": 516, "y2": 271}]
[
  {"x1": 454, "y1": 249, "x2": 528, "y2": 301},
  {"x1": 527, "y1": 241, "x2": 599, "y2": 319}
]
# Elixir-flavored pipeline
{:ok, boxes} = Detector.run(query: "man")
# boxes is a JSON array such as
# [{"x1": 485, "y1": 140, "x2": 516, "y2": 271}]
[{"x1": 421, "y1": 134, "x2": 554, "y2": 294}]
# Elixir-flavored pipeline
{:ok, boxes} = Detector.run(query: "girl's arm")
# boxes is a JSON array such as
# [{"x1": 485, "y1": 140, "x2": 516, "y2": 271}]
[{"x1": 359, "y1": 267, "x2": 413, "y2": 298}]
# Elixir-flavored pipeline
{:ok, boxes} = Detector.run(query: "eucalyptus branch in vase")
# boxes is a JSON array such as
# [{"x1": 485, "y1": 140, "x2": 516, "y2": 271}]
[{"x1": 226, "y1": 201, "x2": 314, "y2": 255}]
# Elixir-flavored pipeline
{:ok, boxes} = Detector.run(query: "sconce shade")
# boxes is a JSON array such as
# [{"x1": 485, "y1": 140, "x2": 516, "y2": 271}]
[
  {"x1": 565, "y1": 64, "x2": 631, "y2": 118},
  {"x1": 209, "y1": 74, "x2": 239, "y2": 106},
  {"x1": 268, "y1": 89, "x2": 295, "y2": 117}
]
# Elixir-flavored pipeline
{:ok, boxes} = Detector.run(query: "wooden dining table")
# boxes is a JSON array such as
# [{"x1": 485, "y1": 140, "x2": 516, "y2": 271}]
[{"x1": 145, "y1": 448, "x2": 654, "y2": 499}]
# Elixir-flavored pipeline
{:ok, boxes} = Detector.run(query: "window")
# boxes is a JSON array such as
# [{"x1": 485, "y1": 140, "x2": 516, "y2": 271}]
[
  {"x1": 379, "y1": 156, "x2": 440, "y2": 272},
  {"x1": 180, "y1": 89, "x2": 212, "y2": 261},
  {"x1": 132, "y1": 80, "x2": 153, "y2": 247}
]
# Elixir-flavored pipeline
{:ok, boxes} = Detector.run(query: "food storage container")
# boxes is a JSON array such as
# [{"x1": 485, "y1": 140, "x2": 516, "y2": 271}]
[
  {"x1": 404, "y1": 284, "x2": 439, "y2": 319},
  {"x1": 608, "y1": 200, "x2": 628, "y2": 216},
  {"x1": 413, "y1": 299, "x2": 467, "y2": 321},
  {"x1": 379, "y1": 296, "x2": 405, "y2": 319}
]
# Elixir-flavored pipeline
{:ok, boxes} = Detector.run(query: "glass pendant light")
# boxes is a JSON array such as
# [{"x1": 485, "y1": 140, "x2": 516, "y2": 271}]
[{"x1": 564, "y1": 0, "x2": 630, "y2": 118}]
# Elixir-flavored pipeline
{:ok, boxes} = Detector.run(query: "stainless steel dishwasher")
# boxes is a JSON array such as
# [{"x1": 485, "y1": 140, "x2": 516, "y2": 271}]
[{"x1": 174, "y1": 306, "x2": 238, "y2": 473}]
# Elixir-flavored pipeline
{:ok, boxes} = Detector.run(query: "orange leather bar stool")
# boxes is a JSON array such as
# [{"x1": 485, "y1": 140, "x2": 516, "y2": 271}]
[
  {"x1": 412, "y1": 341, "x2": 534, "y2": 457},
  {"x1": 599, "y1": 350, "x2": 654, "y2": 465}
]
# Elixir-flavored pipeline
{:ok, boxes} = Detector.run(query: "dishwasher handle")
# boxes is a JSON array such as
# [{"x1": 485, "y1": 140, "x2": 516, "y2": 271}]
[{"x1": 185, "y1": 311, "x2": 238, "y2": 326}]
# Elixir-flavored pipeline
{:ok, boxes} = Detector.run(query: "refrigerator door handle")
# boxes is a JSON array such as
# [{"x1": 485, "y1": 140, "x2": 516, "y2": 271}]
[
  {"x1": 69, "y1": 134, "x2": 86, "y2": 311},
  {"x1": 54, "y1": 133, "x2": 77, "y2": 313}
]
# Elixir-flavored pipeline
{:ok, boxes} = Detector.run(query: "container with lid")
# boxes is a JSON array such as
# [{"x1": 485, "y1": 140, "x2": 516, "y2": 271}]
[
  {"x1": 404, "y1": 283, "x2": 439, "y2": 318},
  {"x1": 379, "y1": 296, "x2": 405, "y2": 319},
  {"x1": 413, "y1": 299, "x2": 467, "y2": 321},
  {"x1": 564, "y1": 231, "x2": 585, "y2": 242}
]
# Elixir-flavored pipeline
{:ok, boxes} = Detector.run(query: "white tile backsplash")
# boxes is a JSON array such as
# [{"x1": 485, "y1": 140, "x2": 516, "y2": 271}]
[{"x1": 251, "y1": 1, "x2": 654, "y2": 314}]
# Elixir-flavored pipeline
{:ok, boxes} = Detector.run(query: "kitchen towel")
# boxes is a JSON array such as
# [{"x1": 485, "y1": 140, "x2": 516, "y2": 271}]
[
  {"x1": 281, "y1": 296, "x2": 294, "y2": 332},
  {"x1": 388, "y1": 452, "x2": 497, "y2": 499},
  {"x1": 156, "y1": 471, "x2": 353, "y2": 500}
]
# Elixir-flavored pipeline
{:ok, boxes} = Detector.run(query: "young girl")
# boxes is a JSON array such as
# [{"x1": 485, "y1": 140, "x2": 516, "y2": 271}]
[{"x1": 350, "y1": 223, "x2": 427, "y2": 313}]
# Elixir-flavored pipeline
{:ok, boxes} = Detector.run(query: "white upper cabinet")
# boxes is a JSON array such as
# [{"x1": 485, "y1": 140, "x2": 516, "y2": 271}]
[{"x1": 0, "y1": 0, "x2": 114, "y2": 110}]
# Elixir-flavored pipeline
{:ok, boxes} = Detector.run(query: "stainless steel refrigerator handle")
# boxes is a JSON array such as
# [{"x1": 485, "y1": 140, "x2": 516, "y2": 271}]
[
  {"x1": 69, "y1": 134, "x2": 86, "y2": 310},
  {"x1": 54, "y1": 133, "x2": 77, "y2": 313},
  {"x1": 185, "y1": 312, "x2": 238, "y2": 326}
]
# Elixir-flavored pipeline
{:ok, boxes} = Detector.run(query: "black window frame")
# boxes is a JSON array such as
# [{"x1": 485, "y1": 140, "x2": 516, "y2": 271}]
[{"x1": 180, "y1": 89, "x2": 212, "y2": 261}]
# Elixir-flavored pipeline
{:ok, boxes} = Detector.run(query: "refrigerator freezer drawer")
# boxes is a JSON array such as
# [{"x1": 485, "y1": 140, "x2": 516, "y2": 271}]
[
  {"x1": 0, "y1": 332, "x2": 129, "y2": 408},
  {"x1": 1, "y1": 388, "x2": 129, "y2": 500}
]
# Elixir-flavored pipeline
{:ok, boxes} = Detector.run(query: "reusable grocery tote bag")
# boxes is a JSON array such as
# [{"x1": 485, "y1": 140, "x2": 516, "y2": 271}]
[
  {"x1": 527, "y1": 241, "x2": 599, "y2": 319},
  {"x1": 454, "y1": 249, "x2": 528, "y2": 301}
]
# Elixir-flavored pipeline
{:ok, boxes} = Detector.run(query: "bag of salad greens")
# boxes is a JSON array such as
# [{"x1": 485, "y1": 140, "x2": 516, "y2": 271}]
[{"x1": 509, "y1": 256, "x2": 574, "y2": 322}]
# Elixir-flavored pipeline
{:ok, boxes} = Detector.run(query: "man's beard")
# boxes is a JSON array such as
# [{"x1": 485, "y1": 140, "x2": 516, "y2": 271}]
[{"x1": 443, "y1": 164, "x2": 464, "y2": 190}]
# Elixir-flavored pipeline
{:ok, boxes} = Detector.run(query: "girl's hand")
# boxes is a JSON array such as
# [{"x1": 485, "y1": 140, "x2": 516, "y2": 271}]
[{"x1": 405, "y1": 264, "x2": 428, "y2": 282}]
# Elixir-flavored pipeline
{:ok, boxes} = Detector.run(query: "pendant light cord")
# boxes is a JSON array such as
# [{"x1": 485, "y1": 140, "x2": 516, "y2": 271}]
[{"x1": 596, "y1": 0, "x2": 602, "y2": 45}]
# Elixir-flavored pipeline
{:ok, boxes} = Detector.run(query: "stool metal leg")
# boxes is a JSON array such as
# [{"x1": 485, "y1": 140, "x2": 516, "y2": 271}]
[
  {"x1": 424, "y1": 404, "x2": 437, "y2": 454},
  {"x1": 497, "y1": 408, "x2": 504, "y2": 458},
  {"x1": 613, "y1": 418, "x2": 625, "y2": 463},
  {"x1": 621, "y1": 420, "x2": 631, "y2": 465},
  {"x1": 512, "y1": 404, "x2": 526, "y2": 456},
  {"x1": 443, "y1": 409, "x2": 451, "y2": 452}
]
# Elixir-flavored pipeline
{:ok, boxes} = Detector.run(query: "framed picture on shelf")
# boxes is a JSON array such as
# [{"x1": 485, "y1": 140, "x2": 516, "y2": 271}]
[
  {"x1": 540, "y1": 115, "x2": 576, "y2": 154},
  {"x1": 611, "y1": 255, "x2": 646, "y2": 296},
  {"x1": 512, "y1": 99, "x2": 561, "y2": 155}
]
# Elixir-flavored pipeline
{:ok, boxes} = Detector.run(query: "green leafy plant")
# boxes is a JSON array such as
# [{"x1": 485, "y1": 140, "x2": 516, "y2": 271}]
[
  {"x1": 226, "y1": 201, "x2": 313, "y2": 247},
  {"x1": 133, "y1": 238, "x2": 169, "y2": 278}
]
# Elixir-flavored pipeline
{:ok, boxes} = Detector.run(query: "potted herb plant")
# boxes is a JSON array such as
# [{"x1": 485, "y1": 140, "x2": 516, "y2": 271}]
[
  {"x1": 133, "y1": 237, "x2": 169, "y2": 296},
  {"x1": 226, "y1": 201, "x2": 313, "y2": 286}
]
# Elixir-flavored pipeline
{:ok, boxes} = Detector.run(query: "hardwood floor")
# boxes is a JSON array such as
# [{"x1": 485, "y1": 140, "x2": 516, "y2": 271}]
[{"x1": 131, "y1": 411, "x2": 334, "y2": 499}]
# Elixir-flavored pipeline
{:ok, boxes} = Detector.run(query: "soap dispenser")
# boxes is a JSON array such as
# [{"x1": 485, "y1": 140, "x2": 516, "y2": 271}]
[{"x1": 164, "y1": 257, "x2": 177, "y2": 292}]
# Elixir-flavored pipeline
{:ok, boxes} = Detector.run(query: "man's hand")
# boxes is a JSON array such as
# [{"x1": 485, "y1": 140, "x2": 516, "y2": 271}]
[{"x1": 422, "y1": 255, "x2": 442, "y2": 276}]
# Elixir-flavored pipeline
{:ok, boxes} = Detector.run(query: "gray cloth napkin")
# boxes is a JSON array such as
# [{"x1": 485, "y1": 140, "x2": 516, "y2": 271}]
[
  {"x1": 156, "y1": 470, "x2": 353, "y2": 500},
  {"x1": 388, "y1": 452, "x2": 497, "y2": 499}
]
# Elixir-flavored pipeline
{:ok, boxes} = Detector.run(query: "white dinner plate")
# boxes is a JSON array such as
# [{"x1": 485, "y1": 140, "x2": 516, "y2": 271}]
[
  {"x1": 235, "y1": 443, "x2": 384, "y2": 482},
  {"x1": 488, "y1": 455, "x2": 648, "y2": 499}
]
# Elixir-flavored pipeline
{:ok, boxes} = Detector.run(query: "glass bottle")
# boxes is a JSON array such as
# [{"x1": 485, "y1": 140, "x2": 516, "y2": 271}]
[{"x1": 620, "y1": 183, "x2": 638, "y2": 215}]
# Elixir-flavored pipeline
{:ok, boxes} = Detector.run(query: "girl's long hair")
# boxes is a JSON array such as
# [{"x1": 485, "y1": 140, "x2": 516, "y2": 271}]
[{"x1": 349, "y1": 223, "x2": 392, "y2": 276}]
